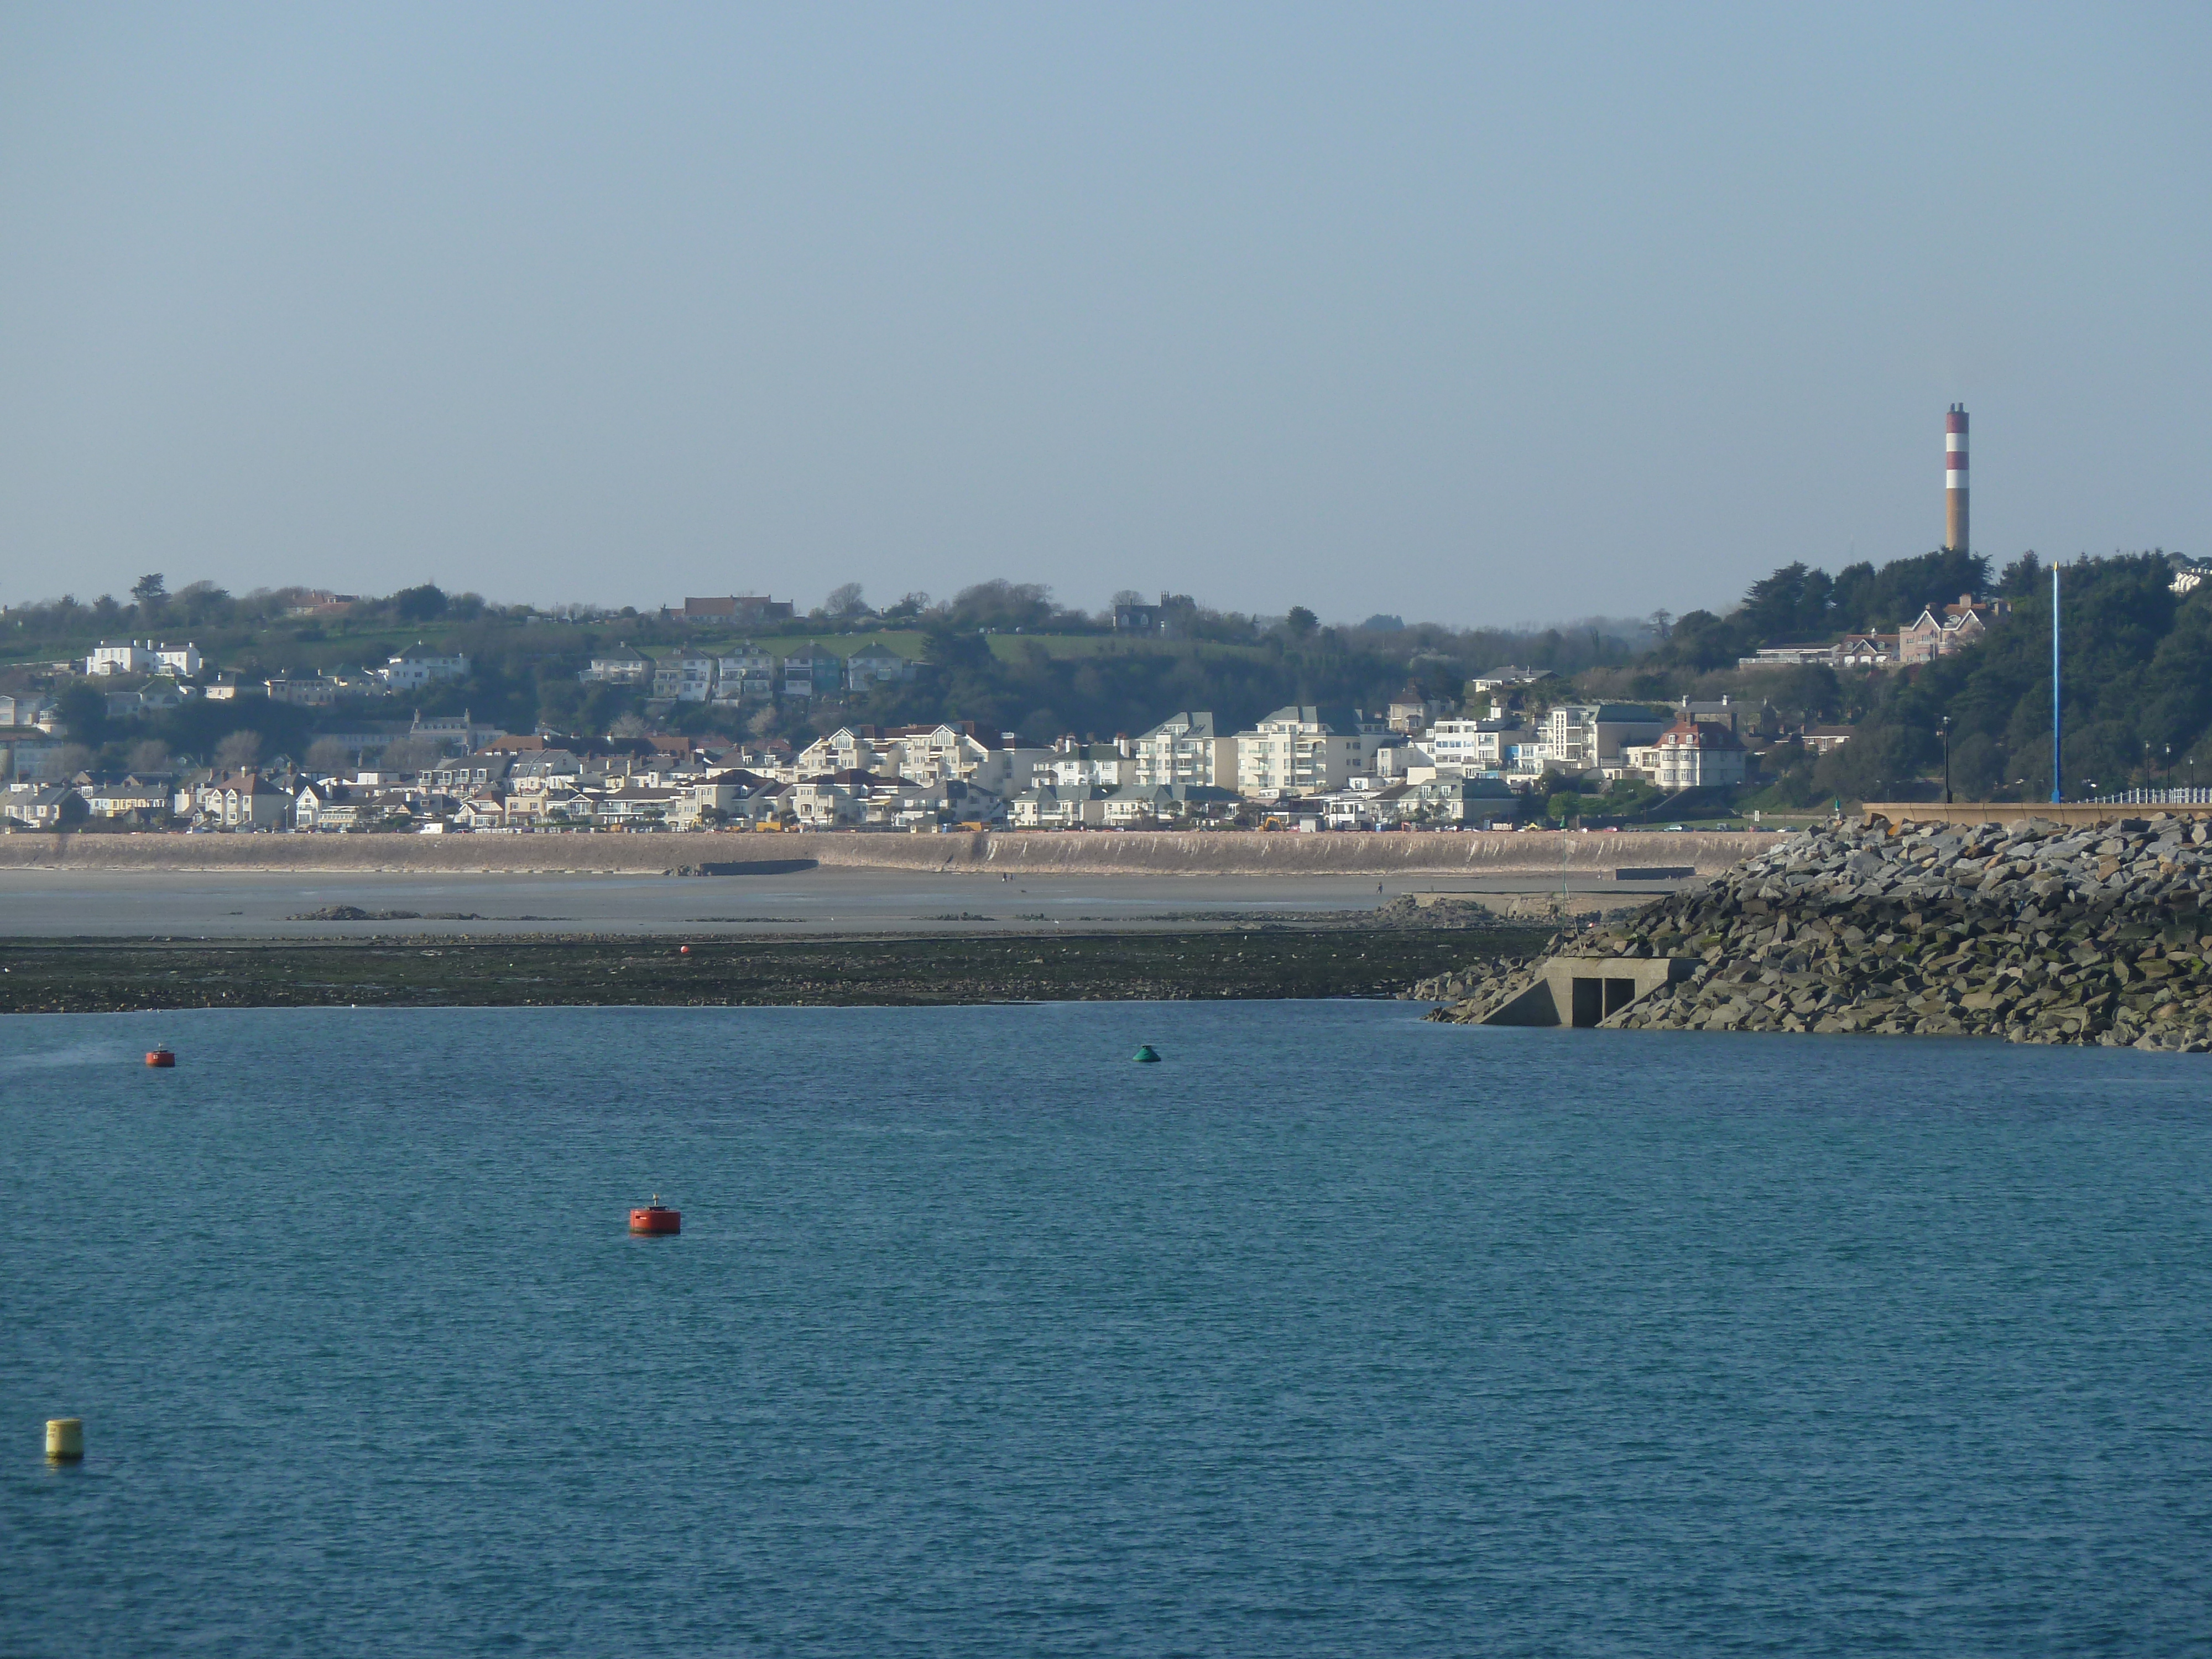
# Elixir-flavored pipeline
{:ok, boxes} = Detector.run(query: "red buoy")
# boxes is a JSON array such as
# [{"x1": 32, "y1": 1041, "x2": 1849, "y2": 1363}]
[
  {"x1": 629, "y1": 1196, "x2": 680, "y2": 1234},
  {"x1": 145, "y1": 1048, "x2": 176, "y2": 1068}
]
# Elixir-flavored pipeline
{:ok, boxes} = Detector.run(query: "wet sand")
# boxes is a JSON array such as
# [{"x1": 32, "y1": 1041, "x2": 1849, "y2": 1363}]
[{"x1": 0, "y1": 867, "x2": 1674, "y2": 939}]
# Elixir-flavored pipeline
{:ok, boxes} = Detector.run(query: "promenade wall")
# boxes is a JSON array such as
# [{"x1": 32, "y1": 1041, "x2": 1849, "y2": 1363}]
[{"x1": 0, "y1": 828, "x2": 1764, "y2": 879}]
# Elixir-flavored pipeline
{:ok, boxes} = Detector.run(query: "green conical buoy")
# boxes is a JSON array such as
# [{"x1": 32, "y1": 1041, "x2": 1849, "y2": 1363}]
[{"x1": 1133, "y1": 1044, "x2": 1161, "y2": 1063}]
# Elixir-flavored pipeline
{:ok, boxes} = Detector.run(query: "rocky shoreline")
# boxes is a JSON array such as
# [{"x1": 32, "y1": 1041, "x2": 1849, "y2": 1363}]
[{"x1": 1421, "y1": 812, "x2": 2212, "y2": 1052}]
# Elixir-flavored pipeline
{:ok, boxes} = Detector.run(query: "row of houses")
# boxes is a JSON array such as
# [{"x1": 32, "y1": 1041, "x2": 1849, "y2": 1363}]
[
  {"x1": 71, "y1": 641, "x2": 474, "y2": 712},
  {"x1": 580, "y1": 641, "x2": 919, "y2": 703},
  {"x1": 6, "y1": 682, "x2": 1827, "y2": 834}
]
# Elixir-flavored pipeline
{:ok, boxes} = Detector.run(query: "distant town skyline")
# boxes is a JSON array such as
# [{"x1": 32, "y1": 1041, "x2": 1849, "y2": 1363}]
[{"x1": 2, "y1": 5, "x2": 2205, "y2": 625}]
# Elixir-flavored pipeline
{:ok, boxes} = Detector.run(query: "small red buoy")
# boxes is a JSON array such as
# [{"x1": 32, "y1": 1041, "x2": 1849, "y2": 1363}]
[
  {"x1": 679, "y1": 945, "x2": 690, "y2": 956},
  {"x1": 629, "y1": 1195, "x2": 680, "y2": 1234},
  {"x1": 145, "y1": 1048, "x2": 176, "y2": 1068}
]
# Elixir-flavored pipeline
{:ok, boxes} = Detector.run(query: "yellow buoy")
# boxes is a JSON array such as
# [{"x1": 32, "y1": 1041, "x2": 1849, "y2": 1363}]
[{"x1": 46, "y1": 1417, "x2": 83, "y2": 1461}]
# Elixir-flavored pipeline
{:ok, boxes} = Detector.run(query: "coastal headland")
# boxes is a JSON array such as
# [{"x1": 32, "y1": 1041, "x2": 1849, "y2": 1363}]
[{"x1": 1425, "y1": 811, "x2": 2212, "y2": 1052}]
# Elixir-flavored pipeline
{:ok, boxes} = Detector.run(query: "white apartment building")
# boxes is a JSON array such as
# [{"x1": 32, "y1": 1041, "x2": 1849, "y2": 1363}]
[
  {"x1": 901, "y1": 724, "x2": 1050, "y2": 795},
  {"x1": 1421, "y1": 718, "x2": 1524, "y2": 775},
  {"x1": 1541, "y1": 704, "x2": 1668, "y2": 779},
  {"x1": 796, "y1": 727, "x2": 895, "y2": 775},
  {"x1": 86, "y1": 640, "x2": 202, "y2": 677},
  {"x1": 1234, "y1": 706, "x2": 1386, "y2": 800},
  {"x1": 1035, "y1": 738, "x2": 1132, "y2": 790},
  {"x1": 796, "y1": 722, "x2": 1050, "y2": 797},
  {"x1": 1132, "y1": 711, "x2": 1239, "y2": 789}
]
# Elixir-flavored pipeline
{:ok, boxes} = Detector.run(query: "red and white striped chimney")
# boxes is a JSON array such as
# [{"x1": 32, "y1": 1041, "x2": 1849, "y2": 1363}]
[{"x1": 1945, "y1": 405, "x2": 1968, "y2": 552}]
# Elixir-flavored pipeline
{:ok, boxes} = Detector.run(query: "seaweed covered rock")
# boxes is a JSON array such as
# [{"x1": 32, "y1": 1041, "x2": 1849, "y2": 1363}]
[{"x1": 1426, "y1": 812, "x2": 2212, "y2": 1052}]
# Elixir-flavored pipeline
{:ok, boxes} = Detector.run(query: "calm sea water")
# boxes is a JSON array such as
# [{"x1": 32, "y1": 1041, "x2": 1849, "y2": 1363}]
[{"x1": 4, "y1": 1002, "x2": 2210, "y2": 1656}]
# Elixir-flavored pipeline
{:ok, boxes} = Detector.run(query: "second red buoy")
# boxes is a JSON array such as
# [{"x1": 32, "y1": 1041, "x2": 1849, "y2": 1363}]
[{"x1": 145, "y1": 1048, "x2": 176, "y2": 1068}]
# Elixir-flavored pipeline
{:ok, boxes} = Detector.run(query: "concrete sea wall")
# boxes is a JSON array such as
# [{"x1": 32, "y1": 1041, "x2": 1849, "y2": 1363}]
[{"x1": 0, "y1": 827, "x2": 1765, "y2": 879}]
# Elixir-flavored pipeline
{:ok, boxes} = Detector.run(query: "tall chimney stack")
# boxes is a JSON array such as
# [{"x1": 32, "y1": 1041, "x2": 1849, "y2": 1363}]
[{"x1": 1944, "y1": 405, "x2": 1969, "y2": 552}]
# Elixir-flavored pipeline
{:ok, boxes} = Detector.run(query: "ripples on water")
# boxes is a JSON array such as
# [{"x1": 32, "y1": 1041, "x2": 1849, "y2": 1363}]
[{"x1": 3, "y1": 1003, "x2": 2210, "y2": 1656}]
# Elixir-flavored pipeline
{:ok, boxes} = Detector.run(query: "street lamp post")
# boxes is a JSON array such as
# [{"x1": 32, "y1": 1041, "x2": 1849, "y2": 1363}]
[
  {"x1": 1941, "y1": 715, "x2": 1953, "y2": 806},
  {"x1": 2051, "y1": 563, "x2": 2063, "y2": 803}
]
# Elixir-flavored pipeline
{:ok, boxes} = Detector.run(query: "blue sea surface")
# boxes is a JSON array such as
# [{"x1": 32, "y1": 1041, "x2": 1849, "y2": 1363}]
[{"x1": 3, "y1": 1001, "x2": 2211, "y2": 1656}]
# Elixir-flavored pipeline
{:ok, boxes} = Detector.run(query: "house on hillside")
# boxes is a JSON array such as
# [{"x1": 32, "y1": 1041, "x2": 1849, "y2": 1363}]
[
  {"x1": 650, "y1": 655, "x2": 717, "y2": 702},
  {"x1": 844, "y1": 642, "x2": 916, "y2": 691},
  {"x1": 381, "y1": 644, "x2": 471, "y2": 690},
  {"x1": 86, "y1": 641, "x2": 202, "y2": 677},
  {"x1": 286, "y1": 590, "x2": 358, "y2": 617},
  {"x1": 1677, "y1": 696, "x2": 1776, "y2": 737},
  {"x1": 1113, "y1": 594, "x2": 1170, "y2": 634},
  {"x1": 1834, "y1": 633, "x2": 1898, "y2": 668},
  {"x1": 1469, "y1": 666, "x2": 1543, "y2": 693},
  {"x1": 670, "y1": 595, "x2": 792, "y2": 624},
  {"x1": 0, "y1": 695, "x2": 59, "y2": 732},
  {"x1": 582, "y1": 649, "x2": 651, "y2": 685},
  {"x1": 404, "y1": 711, "x2": 498, "y2": 750},
  {"x1": 713, "y1": 644, "x2": 776, "y2": 702},
  {"x1": 263, "y1": 674, "x2": 341, "y2": 707},
  {"x1": 780, "y1": 646, "x2": 838, "y2": 700},
  {"x1": 1898, "y1": 594, "x2": 2011, "y2": 665}
]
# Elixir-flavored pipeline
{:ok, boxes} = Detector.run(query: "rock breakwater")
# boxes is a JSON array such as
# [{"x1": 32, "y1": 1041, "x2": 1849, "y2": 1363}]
[{"x1": 1425, "y1": 811, "x2": 2212, "y2": 1051}]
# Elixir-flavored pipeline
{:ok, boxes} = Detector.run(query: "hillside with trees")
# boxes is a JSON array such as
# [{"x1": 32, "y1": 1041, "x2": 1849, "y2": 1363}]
[
  {"x1": 2, "y1": 576, "x2": 1654, "y2": 775},
  {"x1": 7, "y1": 552, "x2": 2205, "y2": 807}
]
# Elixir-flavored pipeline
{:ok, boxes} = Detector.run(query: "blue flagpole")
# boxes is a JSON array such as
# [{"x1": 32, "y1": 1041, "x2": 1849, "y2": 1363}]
[{"x1": 2051, "y1": 564, "x2": 2063, "y2": 803}]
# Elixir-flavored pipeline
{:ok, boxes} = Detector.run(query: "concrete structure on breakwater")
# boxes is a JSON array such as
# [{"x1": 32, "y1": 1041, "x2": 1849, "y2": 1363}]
[
  {"x1": 1423, "y1": 811, "x2": 2212, "y2": 1051},
  {"x1": 0, "y1": 828, "x2": 1764, "y2": 880}
]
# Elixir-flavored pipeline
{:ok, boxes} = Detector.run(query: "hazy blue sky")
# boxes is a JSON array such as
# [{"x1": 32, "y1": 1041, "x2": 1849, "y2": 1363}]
[{"x1": 2, "y1": 4, "x2": 2205, "y2": 626}]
